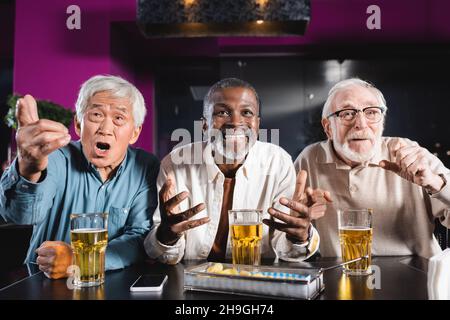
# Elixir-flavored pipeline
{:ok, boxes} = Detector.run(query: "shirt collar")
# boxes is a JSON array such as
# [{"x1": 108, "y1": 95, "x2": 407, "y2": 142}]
[
  {"x1": 203, "y1": 142, "x2": 221, "y2": 183},
  {"x1": 317, "y1": 139, "x2": 387, "y2": 170}
]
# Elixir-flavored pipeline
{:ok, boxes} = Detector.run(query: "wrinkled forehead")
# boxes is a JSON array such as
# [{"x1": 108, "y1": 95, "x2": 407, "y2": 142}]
[
  {"x1": 331, "y1": 85, "x2": 380, "y2": 112},
  {"x1": 87, "y1": 91, "x2": 132, "y2": 112},
  {"x1": 211, "y1": 87, "x2": 258, "y2": 109}
]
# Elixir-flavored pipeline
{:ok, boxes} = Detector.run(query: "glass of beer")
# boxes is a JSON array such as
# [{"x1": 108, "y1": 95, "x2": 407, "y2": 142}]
[
  {"x1": 337, "y1": 209, "x2": 373, "y2": 276},
  {"x1": 229, "y1": 209, "x2": 263, "y2": 266},
  {"x1": 70, "y1": 213, "x2": 108, "y2": 287}
]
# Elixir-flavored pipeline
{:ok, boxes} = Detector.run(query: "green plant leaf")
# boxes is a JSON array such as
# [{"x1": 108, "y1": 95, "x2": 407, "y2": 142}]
[{"x1": 4, "y1": 94, "x2": 74, "y2": 129}]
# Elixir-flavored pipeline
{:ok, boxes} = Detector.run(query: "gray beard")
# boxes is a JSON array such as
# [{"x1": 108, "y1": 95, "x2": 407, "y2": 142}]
[
  {"x1": 333, "y1": 137, "x2": 382, "y2": 164},
  {"x1": 208, "y1": 129, "x2": 257, "y2": 163}
]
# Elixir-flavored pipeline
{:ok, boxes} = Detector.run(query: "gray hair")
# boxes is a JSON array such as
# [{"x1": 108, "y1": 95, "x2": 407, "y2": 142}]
[
  {"x1": 75, "y1": 75, "x2": 146, "y2": 127},
  {"x1": 203, "y1": 78, "x2": 261, "y2": 122},
  {"x1": 322, "y1": 78, "x2": 387, "y2": 119}
]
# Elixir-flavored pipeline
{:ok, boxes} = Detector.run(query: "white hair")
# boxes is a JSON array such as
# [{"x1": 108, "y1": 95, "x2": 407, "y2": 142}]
[
  {"x1": 322, "y1": 78, "x2": 387, "y2": 119},
  {"x1": 75, "y1": 75, "x2": 146, "y2": 127}
]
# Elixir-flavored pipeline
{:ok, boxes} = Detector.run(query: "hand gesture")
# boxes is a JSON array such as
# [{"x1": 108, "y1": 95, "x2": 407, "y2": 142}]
[
  {"x1": 264, "y1": 170, "x2": 332, "y2": 243},
  {"x1": 379, "y1": 138, "x2": 445, "y2": 193},
  {"x1": 16, "y1": 95, "x2": 71, "y2": 182},
  {"x1": 156, "y1": 178, "x2": 209, "y2": 245}
]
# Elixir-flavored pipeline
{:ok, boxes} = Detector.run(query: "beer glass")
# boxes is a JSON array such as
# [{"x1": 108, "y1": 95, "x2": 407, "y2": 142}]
[
  {"x1": 229, "y1": 209, "x2": 263, "y2": 266},
  {"x1": 70, "y1": 213, "x2": 108, "y2": 287},
  {"x1": 337, "y1": 209, "x2": 373, "y2": 275}
]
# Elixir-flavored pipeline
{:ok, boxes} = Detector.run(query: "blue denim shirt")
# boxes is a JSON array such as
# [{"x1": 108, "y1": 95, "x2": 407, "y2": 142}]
[{"x1": 0, "y1": 141, "x2": 159, "y2": 270}]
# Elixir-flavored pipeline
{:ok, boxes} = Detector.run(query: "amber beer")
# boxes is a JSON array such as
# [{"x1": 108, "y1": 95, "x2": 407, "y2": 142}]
[
  {"x1": 230, "y1": 223, "x2": 263, "y2": 265},
  {"x1": 339, "y1": 227, "x2": 372, "y2": 274},
  {"x1": 71, "y1": 228, "x2": 108, "y2": 286},
  {"x1": 229, "y1": 209, "x2": 263, "y2": 266},
  {"x1": 70, "y1": 213, "x2": 108, "y2": 287},
  {"x1": 337, "y1": 209, "x2": 373, "y2": 275}
]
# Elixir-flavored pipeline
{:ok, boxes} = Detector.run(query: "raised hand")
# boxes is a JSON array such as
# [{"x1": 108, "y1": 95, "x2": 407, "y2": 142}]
[
  {"x1": 156, "y1": 178, "x2": 209, "y2": 245},
  {"x1": 263, "y1": 170, "x2": 332, "y2": 243},
  {"x1": 15, "y1": 95, "x2": 71, "y2": 182},
  {"x1": 379, "y1": 138, "x2": 445, "y2": 193}
]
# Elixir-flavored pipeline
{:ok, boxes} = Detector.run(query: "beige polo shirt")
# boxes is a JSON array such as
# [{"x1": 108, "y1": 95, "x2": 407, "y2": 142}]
[{"x1": 294, "y1": 137, "x2": 450, "y2": 259}]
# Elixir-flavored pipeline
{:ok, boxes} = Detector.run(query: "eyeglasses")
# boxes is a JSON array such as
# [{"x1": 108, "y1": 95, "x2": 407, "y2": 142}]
[{"x1": 326, "y1": 106, "x2": 387, "y2": 125}]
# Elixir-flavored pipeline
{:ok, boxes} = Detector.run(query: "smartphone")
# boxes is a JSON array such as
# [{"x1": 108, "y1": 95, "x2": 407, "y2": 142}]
[{"x1": 130, "y1": 274, "x2": 168, "y2": 292}]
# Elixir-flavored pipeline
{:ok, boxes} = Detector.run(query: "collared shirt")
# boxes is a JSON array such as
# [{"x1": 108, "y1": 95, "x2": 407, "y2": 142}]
[
  {"x1": 144, "y1": 141, "x2": 320, "y2": 265},
  {"x1": 294, "y1": 137, "x2": 450, "y2": 259},
  {"x1": 207, "y1": 177, "x2": 235, "y2": 262},
  {"x1": 0, "y1": 141, "x2": 159, "y2": 270}
]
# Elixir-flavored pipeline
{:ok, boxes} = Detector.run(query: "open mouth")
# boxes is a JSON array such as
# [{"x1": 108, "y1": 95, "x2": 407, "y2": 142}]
[
  {"x1": 95, "y1": 142, "x2": 111, "y2": 154},
  {"x1": 349, "y1": 138, "x2": 370, "y2": 142},
  {"x1": 222, "y1": 128, "x2": 251, "y2": 140}
]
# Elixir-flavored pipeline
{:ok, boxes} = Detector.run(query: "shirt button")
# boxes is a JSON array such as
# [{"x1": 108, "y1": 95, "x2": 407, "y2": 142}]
[{"x1": 349, "y1": 185, "x2": 357, "y2": 193}]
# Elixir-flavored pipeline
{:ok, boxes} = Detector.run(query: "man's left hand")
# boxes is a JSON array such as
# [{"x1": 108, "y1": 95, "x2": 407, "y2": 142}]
[
  {"x1": 380, "y1": 138, "x2": 445, "y2": 194},
  {"x1": 36, "y1": 241, "x2": 73, "y2": 279},
  {"x1": 263, "y1": 170, "x2": 332, "y2": 243}
]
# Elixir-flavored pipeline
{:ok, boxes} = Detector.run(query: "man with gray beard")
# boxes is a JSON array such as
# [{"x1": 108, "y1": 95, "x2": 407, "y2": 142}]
[
  {"x1": 294, "y1": 78, "x2": 450, "y2": 259},
  {"x1": 145, "y1": 78, "x2": 332, "y2": 264}
]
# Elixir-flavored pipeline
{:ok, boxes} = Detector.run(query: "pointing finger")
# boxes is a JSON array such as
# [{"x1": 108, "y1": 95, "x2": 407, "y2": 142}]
[
  {"x1": 180, "y1": 202, "x2": 206, "y2": 220},
  {"x1": 262, "y1": 219, "x2": 308, "y2": 234},
  {"x1": 169, "y1": 203, "x2": 206, "y2": 224},
  {"x1": 324, "y1": 191, "x2": 333, "y2": 203},
  {"x1": 172, "y1": 217, "x2": 210, "y2": 234},
  {"x1": 379, "y1": 160, "x2": 401, "y2": 173},
  {"x1": 293, "y1": 170, "x2": 307, "y2": 200},
  {"x1": 164, "y1": 191, "x2": 189, "y2": 213},
  {"x1": 268, "y1": 206, "x2": 309, "y2": 223},
  {"x1": 279, "y1": 198, "x2": 309, "y2": 218},
  {"x1": 159, "y1": 178, "x2": 177, "y2": 210}
]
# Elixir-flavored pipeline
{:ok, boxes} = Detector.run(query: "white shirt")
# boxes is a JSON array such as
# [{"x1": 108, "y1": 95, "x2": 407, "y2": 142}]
[
  {"x1": 294, "y1": 137, "x2": 450, "y2": 259},
  {"x1": 144, "y1": 141, "x2": 320, "y2": 264}
]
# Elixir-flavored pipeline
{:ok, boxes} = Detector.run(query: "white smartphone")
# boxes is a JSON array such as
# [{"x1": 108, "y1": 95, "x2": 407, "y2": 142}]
[{"x1": 130, "y1": 274, "x2": 168, "y2": 292}]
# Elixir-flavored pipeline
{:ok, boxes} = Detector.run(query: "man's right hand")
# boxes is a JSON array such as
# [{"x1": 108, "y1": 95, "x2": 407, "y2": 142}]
[
  {"x1": 156, "y1": 178, "x2": 209, "y2": 246},
  {"x1": 16, "y1": 94, "x2": 71, "y2": 182}
]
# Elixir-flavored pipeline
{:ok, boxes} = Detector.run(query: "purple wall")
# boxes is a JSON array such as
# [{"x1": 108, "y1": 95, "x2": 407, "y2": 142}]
[
  {"x1": 13, "y1": 0, "x2": 154, "y2": 152},
  {"x1": 13, "y1": 0, "x2": 450, "y2": 153},
  {"x1": 219, "y1": 0, "x2": 450, "y2": 48}
]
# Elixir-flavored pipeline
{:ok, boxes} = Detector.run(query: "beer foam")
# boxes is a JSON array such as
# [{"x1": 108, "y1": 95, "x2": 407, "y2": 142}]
[
  {"x1": 72, "y1": 228, "x2": 107, "y2": 233},
  {"x1": 339, "y1": 226, "x2": 372, "y2": 231}
]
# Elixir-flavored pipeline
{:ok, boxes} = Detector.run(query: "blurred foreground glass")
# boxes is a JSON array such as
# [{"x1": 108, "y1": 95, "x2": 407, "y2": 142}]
[
  {"x1": 337, "y1": 209, "x2": 373, "y2": 275},
  {"x1": 229, "y1": 209, "x2": 262, "y2": 266},
  {"x1": 70, "y1": 213, "x2": 108, "y2": 287}
]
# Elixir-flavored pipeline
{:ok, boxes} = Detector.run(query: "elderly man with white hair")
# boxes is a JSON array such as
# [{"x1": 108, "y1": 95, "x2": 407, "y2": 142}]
[
  {"x1": 294, "y1": 78, "x2": 450, "y2": 259},
  {"x1": 0, "y1": 75, "x2": 159, "y2": 278}
]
